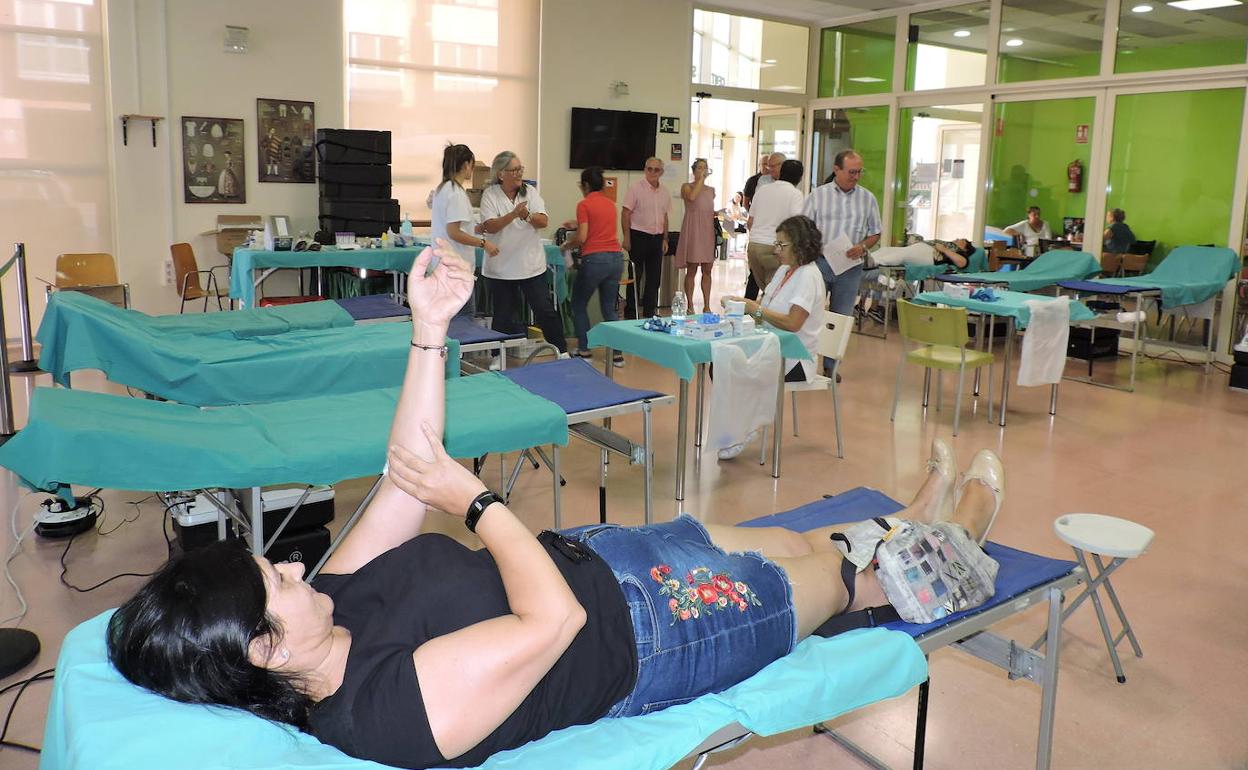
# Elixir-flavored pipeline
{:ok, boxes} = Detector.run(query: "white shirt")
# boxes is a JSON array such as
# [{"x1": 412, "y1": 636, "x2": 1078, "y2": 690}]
[
  {"x1": 760, "y1": 262, "x2": 826, "y2": 380},
  {"x1": 802, "y1": 182, "x2": 881, "y2": 274},
  {"x1": 479, "y1": 184, "x2": 548, "y2": 280},
  {"x1": 1006, "y1": 219, "x2": 1052, "y2": 246},
  {"x1": 748, "y1": 181, "x2": 804, "y2": 246},
  {"x1": 431, "y1": 181, "x2": 476, "y2": 265}
]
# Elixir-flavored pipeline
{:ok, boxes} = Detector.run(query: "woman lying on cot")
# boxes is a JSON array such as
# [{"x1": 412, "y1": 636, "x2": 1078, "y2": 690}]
[
  {"x1": 107, "y1": 241, "x2": 1006, "y2": 770},
  {"x1": 870, "y1": 238, "x2": 975, "y2": 269}
]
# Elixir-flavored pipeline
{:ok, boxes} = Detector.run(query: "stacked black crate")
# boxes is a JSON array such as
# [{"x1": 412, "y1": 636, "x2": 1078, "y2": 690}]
[{"x1": 316, "y1": 128, "x2": 399, "y2": 237}]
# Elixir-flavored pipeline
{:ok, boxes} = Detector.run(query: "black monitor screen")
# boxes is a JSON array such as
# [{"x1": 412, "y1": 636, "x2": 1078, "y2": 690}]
[{"x1": 569, "y1": 108, "x2": 657, "y2": 171}]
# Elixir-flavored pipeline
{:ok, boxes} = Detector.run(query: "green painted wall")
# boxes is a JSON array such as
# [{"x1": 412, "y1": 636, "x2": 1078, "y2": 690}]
[
  {"x1": 845, "y1": 105, "x2": 890, "y2": 207},
  {"x1": 998, "y1": 51, "x2": 1100, "y2": 83},
  {"x1": 987, "y1": 97, "x2": 1094, "y2": 238},
  {"x1": 818, "y1": 26, "x2": 894, "y2": 97},
  {"x1": 891, "y1": 108, "x2": 914, "y2": 245},
  {"x1": 1115, "y1": 37, "x2": 1246, "y2": 75},
  {"x1": 1107, "y1": 88, "x2": 1245, "y2": 268}
]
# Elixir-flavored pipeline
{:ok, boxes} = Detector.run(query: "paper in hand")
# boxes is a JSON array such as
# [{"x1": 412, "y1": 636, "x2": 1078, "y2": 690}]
[{"x1": 824, "y1": 233, "x2": 859, "y2": 276}]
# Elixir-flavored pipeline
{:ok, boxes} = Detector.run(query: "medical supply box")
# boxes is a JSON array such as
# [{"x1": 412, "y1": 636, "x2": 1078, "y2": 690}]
[{"x1": 172, "y1": 486, "x2": 335, "y2": 554}]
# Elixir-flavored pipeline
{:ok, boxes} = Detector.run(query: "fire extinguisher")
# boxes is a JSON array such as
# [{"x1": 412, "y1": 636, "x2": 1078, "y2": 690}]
[{"x1": 1067, "y1": 159, "x2": 1083, "y2": 193}]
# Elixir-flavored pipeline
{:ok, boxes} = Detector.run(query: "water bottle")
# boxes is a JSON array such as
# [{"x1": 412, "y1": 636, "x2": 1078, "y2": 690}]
[
  {"x1": 400, "y1": 212, "x2": 414, "y2": 238},
  {"x1": 671, "y1": 291, "x2": 687, "y2": 324}
]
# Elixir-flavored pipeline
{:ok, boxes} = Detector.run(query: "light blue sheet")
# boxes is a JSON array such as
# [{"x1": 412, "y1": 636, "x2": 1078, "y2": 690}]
[
  {"x1": 45, "y1": 609, "x2": 923, "y2": 770},
  {"x1": 914, "y1": 289, "x2": 1096, "y2": 329},
  {"x1": 1074, "y1": 245, "x2": 1239, "y2": 309},
  {"x1": 586, "y1": 320, "x2": 810, "y2": 381},
  {"x1": 935, "y1": 250, "x2": 1101, "y2": 292}
]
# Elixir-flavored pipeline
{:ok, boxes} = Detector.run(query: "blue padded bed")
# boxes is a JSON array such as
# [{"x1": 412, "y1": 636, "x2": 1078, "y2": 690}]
[{"x1": 42, "y1": 488, "x2": 1079, "y2": 770}]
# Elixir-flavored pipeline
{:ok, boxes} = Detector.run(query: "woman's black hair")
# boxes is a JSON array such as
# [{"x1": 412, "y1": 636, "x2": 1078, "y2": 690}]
[
  {"x1": 778, "y1": 159, "x2": 804, "y2": 186},
  {"x1": 107, "y1": 541, "x2": 314, "y2": 729},
  {"x1": 580, "y1": 166, "x2": 605, "y2": 192},
  {"x1": 439, "y1": 142, "x2": 475, "y2": 192},
  {"x1": 954, "y1": 239, "x2": 976, "y2": 258},
  {"x1": 776, "y1": 215, "x2": 823, "y2": 266}
]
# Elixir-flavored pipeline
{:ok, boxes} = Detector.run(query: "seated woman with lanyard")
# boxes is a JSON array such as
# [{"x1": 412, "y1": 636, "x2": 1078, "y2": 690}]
[
  {"x1": 723, "y1": 215, "x2": 830, "y2": 383},
  {"x1": 107, "y1": 241, "x2": 1006, "y2": 770}
]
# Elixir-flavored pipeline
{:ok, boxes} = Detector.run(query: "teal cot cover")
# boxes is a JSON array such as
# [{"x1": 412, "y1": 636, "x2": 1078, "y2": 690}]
[
  {"x1": 44, "y1": 611, "x2": 923, "y2": 770},
  {"x1": 914, "y1": 289, "x2": 1096, "y2": 329},
  {"x1": 1081, "y1": 245, "x2": 1240, "y2": 309},
  {"x1": 41, "y1": 290, "x2": 353, "y2": 340},
  {"x1": 38, "y1": 314, "x2": 459, "y2": 406},
  {"x1": 587, "y1": 321, "x2": 810, "y2": 381},
  {"x1": 0, "y1": 373, "x2": 566, "y2": 493},
  {"x1": 902, "y1": 246, "x2": 988, "y2": 283},
  {"x1": 942, "y1": 250, "x2": 1101, "y2": 292}
]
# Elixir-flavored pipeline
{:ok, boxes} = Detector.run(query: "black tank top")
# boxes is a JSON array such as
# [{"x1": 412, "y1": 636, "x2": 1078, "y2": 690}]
[{"x1": 308, "y1": 532, "x2": 636, "y2": 769}]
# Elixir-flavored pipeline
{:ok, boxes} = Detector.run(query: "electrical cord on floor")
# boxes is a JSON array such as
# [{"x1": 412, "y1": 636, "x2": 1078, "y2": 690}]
[
  {"x1": 1140, "y1": 349, "x2": 1233, "y2": 374},
  {"x1": 0, "y1": 668, "x2": 53, "y2": 753},
  {"x1": 58, "y1": 496, "x2": 176, "y2": 593},
  {"x1": 2, "y1": 492, "x2": 41, "y2": 626}
]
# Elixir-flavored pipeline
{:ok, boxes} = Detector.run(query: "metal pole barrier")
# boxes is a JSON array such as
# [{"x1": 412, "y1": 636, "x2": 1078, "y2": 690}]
[
  {"x1": 0, "y1": 262, "x2": 16, "y2": 441},
  {"x1": 10, "y1": 244, "x2": 39, "y2": 372}
]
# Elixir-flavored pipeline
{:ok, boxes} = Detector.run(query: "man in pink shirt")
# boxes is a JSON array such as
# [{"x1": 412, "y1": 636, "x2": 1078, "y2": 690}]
[{"x1": 621, "y1": 158, "x2": 671, "y2": 318}]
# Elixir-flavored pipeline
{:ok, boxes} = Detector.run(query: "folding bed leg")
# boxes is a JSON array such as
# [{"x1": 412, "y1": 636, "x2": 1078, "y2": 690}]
[
  {"x1": 643, "y1": 402, "x2": 653, "y2": 524},
  {"x1": 1035, "y1": 585, "x2": 1064, "y2": 770},
  {"x1": 913, "y1": 676, "x2": 930, "y2": 770},
  {"x1": 694, "y1": 363, "x2": 706, "y2": 452},
  {"x1": 552, "y1": 444, "x2": 561, "y2": 530}
]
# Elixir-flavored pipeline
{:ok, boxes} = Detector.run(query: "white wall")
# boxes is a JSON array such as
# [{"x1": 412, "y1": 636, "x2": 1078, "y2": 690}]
[
  {"x1": 108, "y1": 0, "x2": 343, "y2": 316},
  {"x1": 537, "y1": 0, "x2": 693, "y2": 234}
]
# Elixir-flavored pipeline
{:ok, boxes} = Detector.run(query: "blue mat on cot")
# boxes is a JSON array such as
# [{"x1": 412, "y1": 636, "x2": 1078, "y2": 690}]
[
  {"x1": 448, "y1": 316, "x2": 526, "y2": 345},
  {"x1": 42, "y1": 493, "x2": 931, "y2": 770},
  {"x1": 742, "y1": 488, "x2": 1077, "y2": 637},
  {"x1": 1057, "y1": 279, "x2": 1157, "y2": 295},
  {"x1": 336, "y1": 294, "x2": 410, "y2": 321},
  {"x1": 500, "y1": 358, "x2": 666, "y2": 415}
]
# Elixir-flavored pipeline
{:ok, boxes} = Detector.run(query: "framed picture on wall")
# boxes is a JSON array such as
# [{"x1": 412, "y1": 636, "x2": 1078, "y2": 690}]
[
  {"x1": 181, "y1": 116, "x2": 246, "y2": 203},
  {"x1": 257, "y1": 98, "x2": 316, "y2": 183}
]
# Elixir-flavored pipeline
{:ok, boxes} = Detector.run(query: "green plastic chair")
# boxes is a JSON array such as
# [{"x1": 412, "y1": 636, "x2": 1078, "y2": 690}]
[{"x1": 890, "y1": 299, "x2": 995, "y2": 436}]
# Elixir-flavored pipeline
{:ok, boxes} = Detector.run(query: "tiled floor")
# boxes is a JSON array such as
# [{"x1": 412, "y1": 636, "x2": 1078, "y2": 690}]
[{"x1": 2, "y1": 259, "x2": 1246, "y2": 769}]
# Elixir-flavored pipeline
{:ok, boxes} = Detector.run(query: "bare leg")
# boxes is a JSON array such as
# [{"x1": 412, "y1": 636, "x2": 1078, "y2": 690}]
[
  {"x1": 950, "y1": 476, "x2": 994, "y2": 542},
  {"x1": 683, "y1": 265, "x2": 696, "y2": 302},
  {"x1": 700, "y1": 264, "x2": 713, "y2": 312}
]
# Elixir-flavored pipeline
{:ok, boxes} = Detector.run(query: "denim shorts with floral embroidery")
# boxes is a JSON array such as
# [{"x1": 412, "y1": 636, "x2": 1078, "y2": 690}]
[{"x1": 565, "y1": 515, "x2": 796, "y2": 718}]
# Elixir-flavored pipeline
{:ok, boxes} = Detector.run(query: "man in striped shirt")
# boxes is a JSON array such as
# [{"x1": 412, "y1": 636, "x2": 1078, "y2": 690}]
[{"x1": 802, "y1": 150, "x2": 881, "y2": 325}]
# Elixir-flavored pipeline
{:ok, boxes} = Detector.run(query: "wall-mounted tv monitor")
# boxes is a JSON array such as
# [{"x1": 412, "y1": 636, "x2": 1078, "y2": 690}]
[{"x1": 569, "y1": 108, "x2": 657, "y2": 171}]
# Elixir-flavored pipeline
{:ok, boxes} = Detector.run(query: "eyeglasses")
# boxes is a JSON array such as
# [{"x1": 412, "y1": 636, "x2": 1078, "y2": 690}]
[
  {"x1": 504, "y1": 166, "x2": 525, "y2": 175},
  {"x1": 644, "y1": 166, "x2": 663, "y2": 173},
  {"x1": 841, "y1": 168, "x2": 865, "y2": 177},
  {"x1": 773, "y1": 240, "x2": 791, "y2": 249}
]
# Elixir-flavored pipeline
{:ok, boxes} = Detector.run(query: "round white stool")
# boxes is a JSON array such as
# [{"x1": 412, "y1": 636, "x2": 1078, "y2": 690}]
[{"x1": 1040, "y1": 513, "x2": 1154, "y2": 683}]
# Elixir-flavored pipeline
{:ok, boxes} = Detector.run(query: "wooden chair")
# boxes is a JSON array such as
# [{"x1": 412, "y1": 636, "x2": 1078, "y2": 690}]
[
  {"x1": 890, "y1": 300, "x2": 995, "y2": 436},
  {"x1": 54, "y1": 253, "x2": 130, "y2": 308},
  {"x1": 1121, "y1": 240, "x2": 1155, "y2": 276},
  {"x1": 170, "y1": 243, "x2": 230, "y2": 313}
]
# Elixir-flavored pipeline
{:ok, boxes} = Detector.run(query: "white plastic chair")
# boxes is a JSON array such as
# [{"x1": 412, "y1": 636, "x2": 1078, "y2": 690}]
[{"x1": 760, "y1": 311, "x2": 852, "y2": 461}]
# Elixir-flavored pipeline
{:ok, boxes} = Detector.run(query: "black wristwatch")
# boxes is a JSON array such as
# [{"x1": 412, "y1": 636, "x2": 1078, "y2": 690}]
[{"x1": 465, "y1": 490, "x2": 503, "y2": 533}]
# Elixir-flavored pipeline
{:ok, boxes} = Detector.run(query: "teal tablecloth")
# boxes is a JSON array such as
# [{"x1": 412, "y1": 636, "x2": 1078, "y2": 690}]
[
  {"x1": 232, "y1": 242, "x2": 570, "y2": 307},
  {"x1": 914, "y1": 289, "x2": 1095, "y2": 329},
  {"x1": 1076, "y1": 245, "x2": 1239, "y2": 309},
  {"x1": 0, "y1": 373, "x2": 567, "y2": 493},
  {"x1": 231, "y1": 246, "x2": 423, "y2": 307},
  {"x1": 587, "y1": 320, "x2": 810, "y2": 381},
  {"x1": 939, "y1": 250, "x2": 1101, "y2": 292}
]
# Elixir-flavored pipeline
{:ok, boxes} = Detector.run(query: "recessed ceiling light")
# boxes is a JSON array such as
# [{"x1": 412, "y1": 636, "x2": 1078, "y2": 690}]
[
  {"x1": 953, "y1": 29, "x2": 972, "y2": 37},
  {"x1": 847, "y1": 76, "x2": 886, "y2": 83},
  {"x1": 1005, "y1": 38, "x2": 1024, "y2": 47},
  {"x1": 1131, "y1": 3, "x2": 1153, "y2": 11},
  {"x1": 1166, "y1": 0, "x2": 1241, "y2": 9}
]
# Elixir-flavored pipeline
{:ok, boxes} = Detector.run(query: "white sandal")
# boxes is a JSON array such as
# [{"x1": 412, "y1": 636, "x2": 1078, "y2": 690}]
[
  {"x1": 924, "y1": 438, "x2": 957, "y2": 523},
  {"x1": 956, "y1": 449, "x2": 1005, "y2": 545}
]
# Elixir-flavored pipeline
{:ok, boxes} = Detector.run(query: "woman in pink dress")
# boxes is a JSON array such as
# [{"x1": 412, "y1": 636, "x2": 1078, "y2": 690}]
[{"x1": 675, "y1": 158, "x2": 717, "y2": 312}]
